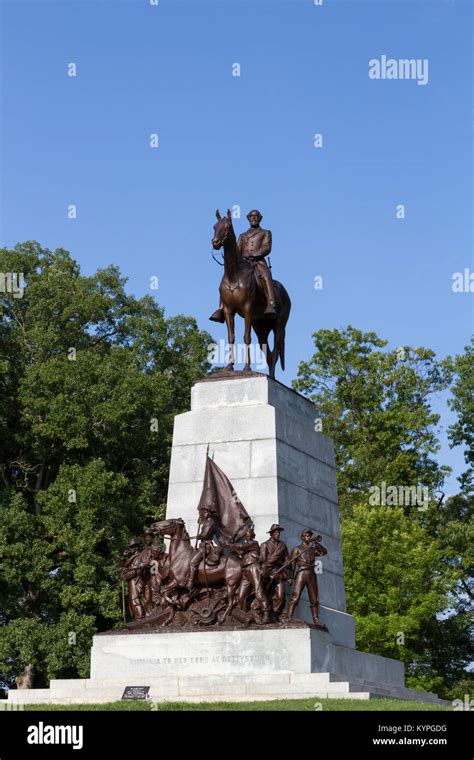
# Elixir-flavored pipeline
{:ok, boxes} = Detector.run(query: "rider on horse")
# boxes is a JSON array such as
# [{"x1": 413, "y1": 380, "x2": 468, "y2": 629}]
[
  {"x1": 210, "y1": 209, "x2": 277, "y2": 322},
  {"x1": 186, "y1": 501, "x2": 223, "y2": 591}
]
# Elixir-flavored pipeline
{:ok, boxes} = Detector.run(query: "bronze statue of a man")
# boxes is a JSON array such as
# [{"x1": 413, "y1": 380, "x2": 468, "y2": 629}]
[
  {"x1": 230, "y1": 527, "x2": 270, "y2": 624},
  {"x1": 210, "y1": 209, "x2": 277, "y2": 322},
  {"x1": 259, "y1": 523, "x2": 289, "y2": 617},
  {"x1": 287, "y1": 528, "x2": 328, "y2": 628},
  {"x1": 139, "y1": 528, "x2": 164, "y2": 613},
  {"x1": 120, "y1": 538, "x2": 145, "y2": 620},
  {"x1": 186, "y1": 503, "x2": 222, "y2": 591}
]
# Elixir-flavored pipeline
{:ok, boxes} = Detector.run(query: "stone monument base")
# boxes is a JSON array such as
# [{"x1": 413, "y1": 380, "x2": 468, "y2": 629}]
[
  {"x1": 6, "y1": 627, "x2": 448, "y2": 706},
  {"x1": 4, "y1": 375, "x2": 449, "y2": 707}
]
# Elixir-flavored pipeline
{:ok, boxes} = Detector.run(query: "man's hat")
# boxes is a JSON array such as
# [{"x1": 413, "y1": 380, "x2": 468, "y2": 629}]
[
  {"x1": 143, "y1": 528, "x2": 154, "y2": 536},
  {"x1": 301, "y1": 527, "x2": 313, "y2": 538},
  {"x1": 247, "y1": 209, "x2": 262, "y2": 221},
  {"x1": 127, "y1": 538, "x2": 141, "y2": 548},
  {"x1": 267, "y1": 523, "x2": 284, "y2": 534}
]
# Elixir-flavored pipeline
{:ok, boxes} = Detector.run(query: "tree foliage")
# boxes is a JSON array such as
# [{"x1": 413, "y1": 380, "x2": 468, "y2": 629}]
[
  {"x1": 445, "y1": 337, "x2": 474, "y2": 492},
  {"x1": 294, "y1": 326, "x2": 472, "y2": 696},
  {"x1": 0, "y1": 242, "x2": 212, "y2": 686}
]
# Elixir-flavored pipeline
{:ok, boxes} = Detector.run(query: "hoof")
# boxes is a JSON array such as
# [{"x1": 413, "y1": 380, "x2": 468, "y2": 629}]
[{"x1": 225, "y1": 364, "x2": 234, "y2": 371}]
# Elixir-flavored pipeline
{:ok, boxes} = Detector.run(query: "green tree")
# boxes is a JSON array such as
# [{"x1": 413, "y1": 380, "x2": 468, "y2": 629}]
[
  {"x1": 0, "y1": 242, "x2": 212, "y2": 687},
  {"x1": 293, "y1": 326, "x2": 470, "y2": 695},
  {"x1": 446, "y1": 337, "x2": 473, "y2": 492},
  {"x1": 438, "y1": 339, "x2": 474, "y2": 697},
  {"x1": 294, "y1": 326, "x2": 450, "y2": 515},
  {"x1": 341, "y1": 505, "x2": 450, "y2": 694}
]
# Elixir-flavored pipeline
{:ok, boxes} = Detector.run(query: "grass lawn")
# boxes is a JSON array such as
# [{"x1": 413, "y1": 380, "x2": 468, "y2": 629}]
[{"x1": 21, "y1": 696, "x2": 451, "y2": 711}]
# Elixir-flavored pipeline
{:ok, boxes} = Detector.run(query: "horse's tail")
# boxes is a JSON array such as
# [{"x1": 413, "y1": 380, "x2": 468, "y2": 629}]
[
  {"x1": 276, "y1": 322, "x2": 286, "y2": 371},
  {"x1": 275, "y1": 286, "x2": 290, "y2": 372}
]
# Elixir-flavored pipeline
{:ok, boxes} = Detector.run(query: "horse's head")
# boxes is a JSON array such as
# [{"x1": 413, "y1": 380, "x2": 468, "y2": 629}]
[
  {"x1": 212, "y1": 209, "x2": 234, "y2": 249},
  {"x1": 150, "y1": 518, "x2": 186, "y2": 538}
]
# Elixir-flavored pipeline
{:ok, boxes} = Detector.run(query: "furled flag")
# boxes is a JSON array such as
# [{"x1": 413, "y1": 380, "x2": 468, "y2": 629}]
[{"x1": 197, "y1": 454, "x2": 252, "y2": 544}]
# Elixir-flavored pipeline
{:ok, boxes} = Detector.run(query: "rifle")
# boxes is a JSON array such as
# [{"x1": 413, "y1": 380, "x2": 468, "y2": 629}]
[{"x1": 273, "y1": 535, "x2": 325, "y2": 580}]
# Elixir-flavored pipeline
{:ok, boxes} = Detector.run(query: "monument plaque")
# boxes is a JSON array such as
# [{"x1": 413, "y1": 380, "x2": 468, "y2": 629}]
[{"x1": 121, "y1": 686, "x2": 150, "y2": 701}]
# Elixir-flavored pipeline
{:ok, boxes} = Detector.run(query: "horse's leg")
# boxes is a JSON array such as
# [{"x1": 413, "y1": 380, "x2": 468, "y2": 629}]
[
  {"x1": 243, "y1": 308, "x2": 252, "y2": 372},
  {"x1": 253, "y1": 319, "x2": 276, "y2": 377},
  {"x1": 252, "y1": 319, "x2": 270, "y2": 370},
  {"x1": 224, "y1": 307, "x2": 235, "y2": 371}
]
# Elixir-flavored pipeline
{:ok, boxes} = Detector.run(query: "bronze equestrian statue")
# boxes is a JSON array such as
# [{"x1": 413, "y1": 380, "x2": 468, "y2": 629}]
[{"x1": 209, "y1": 208, "x2": 291, "y2": 378}]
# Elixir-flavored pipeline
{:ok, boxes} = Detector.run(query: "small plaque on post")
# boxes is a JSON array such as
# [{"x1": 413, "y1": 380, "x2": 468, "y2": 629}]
[{"x1": 121, "y1": 686, "x2": 150, "y2": 700}]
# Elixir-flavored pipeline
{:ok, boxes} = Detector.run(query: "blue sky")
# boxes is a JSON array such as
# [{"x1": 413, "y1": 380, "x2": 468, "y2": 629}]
[{"x1": 1, "y1": 0, "x2": 472, "y2": 490}]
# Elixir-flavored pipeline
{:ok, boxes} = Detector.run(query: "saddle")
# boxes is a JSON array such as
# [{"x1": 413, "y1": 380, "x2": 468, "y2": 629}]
[
  {"x1": 202, "y1": 549, "x2": 221, "y2": 566},
  {"x1": 198, "y1": 553, "x2": 227, "y2": 572}
]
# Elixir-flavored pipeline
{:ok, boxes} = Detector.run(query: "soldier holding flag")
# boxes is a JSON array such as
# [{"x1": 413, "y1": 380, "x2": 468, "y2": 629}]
[{"x1": 186, "y1": 501, "x2": 222, "y2": 591}]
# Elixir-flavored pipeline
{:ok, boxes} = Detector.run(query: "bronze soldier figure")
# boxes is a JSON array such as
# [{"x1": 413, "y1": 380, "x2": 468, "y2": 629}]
[
  {"x1": 259, "y1": 523, "x2": 289, "y2": 617},
  {"x1": 186, "y1": 503, "x2": 222, "y2": 591},
  {"x1": 287, "y1": 528, "x2": 328, "y2": 628},
  {"x1": 139, "y1": 528, "x2": 164, "y2": 613},
  {"x1": 210, "y1": 209, "x2": 277, "y2": 323},
  {"x1": 120, "y1": 538, "x2": 145, "y2": 620},
  {"x1": 230, "y1": 527, "x2": 270, "y2": 624}
]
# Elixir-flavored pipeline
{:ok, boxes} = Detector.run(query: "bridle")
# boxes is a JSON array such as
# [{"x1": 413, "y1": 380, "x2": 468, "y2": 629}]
[{"x1": 211, "y1": 221, "x2": 233, "y2": 266}]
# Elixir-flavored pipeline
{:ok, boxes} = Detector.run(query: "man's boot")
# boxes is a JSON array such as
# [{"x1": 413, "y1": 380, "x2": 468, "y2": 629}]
[
  {"x1": 311, "y1": 604, "x2": 325, "y2": 628},
  {"x1": 262, "y1": 605, "x2": 271, "y2": 625},
  {"x1": 286, "y1": 600, "x2": 296, "y2": 621},
  {"x1": 209, "y1": 305, "x2": 225, "y2": 323},
  {"x1": 132, "y1": 597, "x2": 144, "y2": 620},
  {"x1": 186, "y1": 567, "x2": 197, "y2": 591},
  {"x1": 261, "y1": 275, "x2": 277, "y2": 317}
]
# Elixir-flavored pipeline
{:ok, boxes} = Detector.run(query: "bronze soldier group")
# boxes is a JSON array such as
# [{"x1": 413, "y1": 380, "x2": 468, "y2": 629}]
[{"x1": 120, "y1": 520, "x2": 327, "y2": 630}]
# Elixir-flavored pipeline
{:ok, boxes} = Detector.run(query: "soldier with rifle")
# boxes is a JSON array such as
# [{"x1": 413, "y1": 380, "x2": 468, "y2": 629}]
[
  {"x1": 286, "y1": 528, "x2": 328, "y2": 629},
  {"x1": 259, "y1": 523, "x2": 289, "y2": 617}
]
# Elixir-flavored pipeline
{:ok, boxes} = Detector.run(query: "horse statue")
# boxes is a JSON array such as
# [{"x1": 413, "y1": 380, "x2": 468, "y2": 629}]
[
  {"x1": 211, "y1": 209, "x2": 291, "y2": 378},
  {"x1": 151, "y1": 518, "x2": 243, "y2": 622}
]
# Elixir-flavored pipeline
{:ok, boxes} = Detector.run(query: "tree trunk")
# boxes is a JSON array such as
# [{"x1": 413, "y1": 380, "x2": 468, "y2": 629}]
[{"x1": 15, "y1": 663, "x2": 34, "y2": 689}]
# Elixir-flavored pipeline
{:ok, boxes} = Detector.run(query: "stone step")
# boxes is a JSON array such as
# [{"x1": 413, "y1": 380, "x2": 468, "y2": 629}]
[
  {"x1": 49, "y1": 672, "x2": 333, "y2": 693},
  {"x1": 326, "y1": 673, "x2": 447, "y2": 704},
  {"x1": 7, "y1": 671, "x2": 449, "y2": 706}
]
